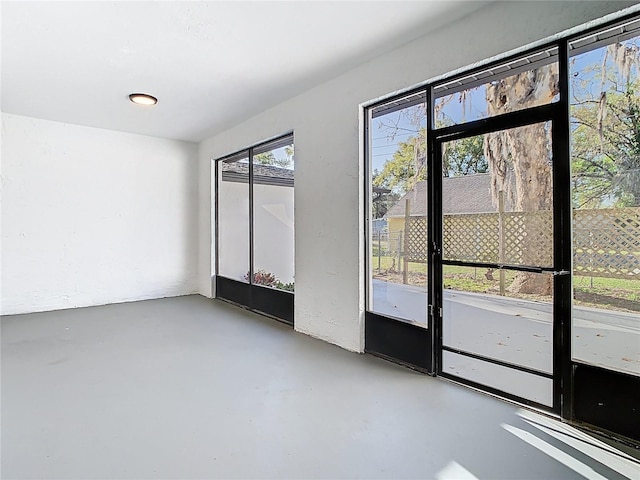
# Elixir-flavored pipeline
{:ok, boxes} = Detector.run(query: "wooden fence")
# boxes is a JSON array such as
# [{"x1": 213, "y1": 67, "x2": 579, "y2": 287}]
[{"x1": 375, "y1": 206, "x2": 640, "y2": 280}]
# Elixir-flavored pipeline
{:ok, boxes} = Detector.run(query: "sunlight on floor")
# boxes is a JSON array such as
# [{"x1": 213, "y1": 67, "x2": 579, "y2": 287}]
[
  {"x1": 436, "y1": 461, "x2": 479, "y2": 480},
  {"x1": 502, "y1": 410, "x2": 640, "y2": 480}
]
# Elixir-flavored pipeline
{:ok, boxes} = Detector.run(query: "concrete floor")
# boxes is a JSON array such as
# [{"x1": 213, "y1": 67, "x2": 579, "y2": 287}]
[{"x1": 2, "y1": 295, "x2": 639, "y2": 479}]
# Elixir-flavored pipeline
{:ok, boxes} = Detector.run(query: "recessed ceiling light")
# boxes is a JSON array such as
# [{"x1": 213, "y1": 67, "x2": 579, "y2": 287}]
[{"x1": 129, "y1": 93, "x2": 157, "y2": 106}]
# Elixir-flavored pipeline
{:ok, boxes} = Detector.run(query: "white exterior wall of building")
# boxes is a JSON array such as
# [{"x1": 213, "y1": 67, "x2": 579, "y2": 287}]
[{"x1": 217, "y1": 180, "x2": 294, "y2": 285}]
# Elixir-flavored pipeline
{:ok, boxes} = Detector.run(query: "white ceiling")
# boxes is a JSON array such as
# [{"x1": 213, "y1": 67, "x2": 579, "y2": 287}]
[{"x1": 1, "y1": 1, "x2": 490, "y2": 143}]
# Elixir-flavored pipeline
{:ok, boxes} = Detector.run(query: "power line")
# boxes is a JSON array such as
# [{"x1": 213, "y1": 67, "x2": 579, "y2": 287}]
[
  {"x1": 370, "y1": 132, "x2": 415, "y2": 140},
  {"x1": 371, "y1": 146, "x2": 402, "y2": 151}
]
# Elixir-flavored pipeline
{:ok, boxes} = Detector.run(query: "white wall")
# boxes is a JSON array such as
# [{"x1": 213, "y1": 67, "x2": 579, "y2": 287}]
[
  {"x1": 1, "y1": 113, "x2": 198, "y2": 315},
  {"x1": 198, "y1": 2, "x2": 640, "y2": 352}
]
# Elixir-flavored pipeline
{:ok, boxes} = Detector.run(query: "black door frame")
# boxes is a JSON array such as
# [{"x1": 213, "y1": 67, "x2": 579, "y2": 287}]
[{"x1": 430, "y1": 104, "x2": 568, "y2": 415}]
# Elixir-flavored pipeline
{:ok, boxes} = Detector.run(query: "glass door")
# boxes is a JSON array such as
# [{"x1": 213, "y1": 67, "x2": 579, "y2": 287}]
[
  {"x1": 436, "y1": 121, "x2": 558, "y2": 410},
  {"x1": 363, "y1": 15, "x2": 640, "y2": 442}
]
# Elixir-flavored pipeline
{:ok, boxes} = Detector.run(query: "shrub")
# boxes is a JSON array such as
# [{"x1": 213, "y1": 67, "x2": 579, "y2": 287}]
[
  {"x1": 276, "y1": 281, "x2": 295, "y2": 292},
  {"x1": 245, "y1": 270, "x2": 278, "y2": 287}
]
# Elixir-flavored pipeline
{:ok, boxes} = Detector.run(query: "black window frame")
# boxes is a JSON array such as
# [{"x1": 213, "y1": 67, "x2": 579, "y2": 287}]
[
  {"x1": 214, "y1": 132, "x2": 295, "y2": 325},
  {"x1": 363, "y1": 12, "x2": 640, "y2": 444}
]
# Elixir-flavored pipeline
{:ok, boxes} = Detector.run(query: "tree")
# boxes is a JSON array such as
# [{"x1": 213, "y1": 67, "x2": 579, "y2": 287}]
[
  {"x1": 254, "y1": 151, "x2": 277, "y2": 165},
  {"x1": 373, "y1": 130, "x2": 426, "y2": 196},
  {"x1": 572, "y1": 83, "x2": 640, "y2": 207},
  {"x1": 373, "y1": 39, "x2": 638, "y2": 296},
  {"x1": 372, "y1": 104, "x2": 427, "y2": 197},
  {"x1": 570, "y1": 40, "x2": 640, "y2": 208},
  {"x1": 481, "y1": 38, "x2": 639, "y2": 295},
  {"x1": 484, "y1": 65, "x2": 558, "y2": 212},
  {"x1": 482, "y1": 64, "x2": 559, "y2": 295},
  {"x1": 254, "y1": 145, "x2": 294, "y2": 169},
  {"x1": 443, "y1": 134, "x2": 487, "y2": 177},
  {"x1": 371, "y1": 170, "x2": 399, "y2": 219},
  {"x1": 374, "y1": 126, "x2": 486, "y2": 196}
]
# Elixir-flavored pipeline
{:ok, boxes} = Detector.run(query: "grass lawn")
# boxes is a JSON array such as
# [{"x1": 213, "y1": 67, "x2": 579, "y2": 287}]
[{"x1": 371, "y1": 255, "x2": 639, "y2": 312}]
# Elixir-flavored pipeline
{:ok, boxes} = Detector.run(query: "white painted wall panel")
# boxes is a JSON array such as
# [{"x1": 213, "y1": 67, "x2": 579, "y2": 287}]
[
  {"x1": 253, "y1": 183, "x2": 295, "y2": 285},
  {"x1": 217, "y1": 181, "x2": 295, "y2": 285},
  {"x1": 217, "y1": 180, "x2": 250, "y2": 282},
  {"x1": 1, "y1": 113, "x2": 198, "y2": 315},
  {"x1": 197, "y1": 2, "x2": 638, "y2": 351}
]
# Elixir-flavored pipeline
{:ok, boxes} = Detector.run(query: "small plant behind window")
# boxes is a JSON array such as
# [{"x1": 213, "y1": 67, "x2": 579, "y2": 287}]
[
  {"x1": 276, "y1": 281, "x2": 294, "y2": 292},
  {"x1": 244, "y1": 270, "x2": 294, "y2": 292}
]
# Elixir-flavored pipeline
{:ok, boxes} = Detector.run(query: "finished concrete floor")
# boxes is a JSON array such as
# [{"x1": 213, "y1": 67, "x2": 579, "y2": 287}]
[{"x1": 2, "y1": 295, "x2": 639, "y2": 479}]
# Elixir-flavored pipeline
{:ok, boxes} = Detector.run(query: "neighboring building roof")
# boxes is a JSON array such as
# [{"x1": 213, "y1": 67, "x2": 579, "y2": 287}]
[
  {"x1": 387, "y1": 181, "x2": 428, "y2": 217},
  {"x1": 221, "y1": 161, "x2": 294, "y2": 187},
  {"x1": 442, "y1": 173, "x2": 497, "y2": 214},
  {"x1": 385, "y1": 173, "x2": 511, "y2": 217}
]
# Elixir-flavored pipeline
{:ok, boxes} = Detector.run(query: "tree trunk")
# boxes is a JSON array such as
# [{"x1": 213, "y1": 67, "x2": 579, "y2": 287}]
[{"x1": 484, "y1": 65, "x2": 558, "y2": 296}]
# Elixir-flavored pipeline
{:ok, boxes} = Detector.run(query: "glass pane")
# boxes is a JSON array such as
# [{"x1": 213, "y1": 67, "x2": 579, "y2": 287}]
[
  {"x1": 441, "y1": 122, "x2": 555, "y2": 405},
  {"x1": 443, "y1": 267, "x2": 554, "y2": 374},
  {"x1": 443, "y1": 351, "x2": 554, "y2": 407},
  {"x1": 442, "y1": 123, "x2": 554, "y2": 269},
  {"x1": 218, "y1": 155, "x2": 250, "y2": 282},
  {"x1": 368, "y1": 95, "x2": 427, "y2": 326},
  {"x1": 570, "y1": 33, "x2": 640, "y2": 377},
  {"x1": 433, "y1": 49, "x2": 558, "y2": 127},
  {"x1": 252, "y1": 143, "x2": 295, "y2": 292}
]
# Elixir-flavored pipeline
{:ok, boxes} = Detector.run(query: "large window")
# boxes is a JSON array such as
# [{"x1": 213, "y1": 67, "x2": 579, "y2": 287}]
[
  {"x1": 569, "y1": 25, "x2": 640, "y2": 377},
  {"x1": 215, "y1": 133, "x2": 294, "y2": 323},
  {"x1": 252, "y1": 140, "x2": 295, "y2": 292},
  {"x1": 218, "y1": 153, "x2": 250, "y2": 282},
  {"x1": 364, "y1": 13, "x2": 640, "y2": 441},
  {"x1": 367, "y1": 92, "x2": 427, "y2": 326}
]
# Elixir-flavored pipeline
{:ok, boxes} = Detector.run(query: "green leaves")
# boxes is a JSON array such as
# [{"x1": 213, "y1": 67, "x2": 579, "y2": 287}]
[
  {"x1": 571, "y1": 79, "x2": 640, "y2": 207},
  {"x1": 373, "y1": 130, "x2": 426, "y2": 196},
  {"x1": 443, "y1": 134, "x2": 487, "y2": 177}
]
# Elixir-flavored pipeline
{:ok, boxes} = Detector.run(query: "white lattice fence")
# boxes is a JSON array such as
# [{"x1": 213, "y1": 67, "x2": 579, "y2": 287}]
[
  {"x1": 442, "y1": 213, "x2": 498, "y2": 263},
  {"x1": 573, "y1": 208, "x2": 640, "y2": 278},
  {"x1": 502, "y1": 211, "x2": 553, "y2": 267},
  {"x1": 405, "y1": 217, "x2": 428, "y2": 262},
  {"x1": 399, "y1": 207, "x2": 640, "y2": 279}
]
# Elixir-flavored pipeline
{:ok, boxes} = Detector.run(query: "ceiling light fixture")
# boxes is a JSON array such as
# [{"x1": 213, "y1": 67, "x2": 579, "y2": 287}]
[{"x1": 129, "y1": 93, "x2": 158, "y2": 106}]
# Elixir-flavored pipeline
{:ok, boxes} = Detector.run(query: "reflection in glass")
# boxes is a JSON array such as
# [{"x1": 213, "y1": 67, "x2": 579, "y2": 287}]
[
  {"x1": 570, "y1": 33, "x2": 640, "y2": 376},
  {"x1": 218, "y1": 155, "x2": 250, "y2": 282},
  {"x1": 252, "y1": 144, "x2": 295, "y2": 292},
  {"x1": 368, "y1": 94, "x2": 427, "y2": 326}
]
